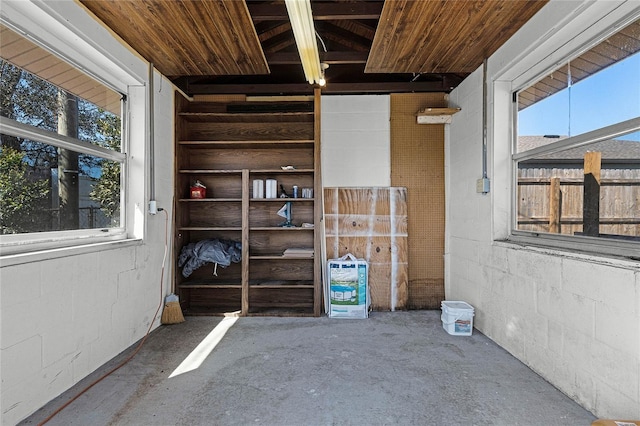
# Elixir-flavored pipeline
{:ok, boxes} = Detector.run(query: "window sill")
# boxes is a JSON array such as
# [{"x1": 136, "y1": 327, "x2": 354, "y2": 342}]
[
  {"x1": 497, "y1": 234, "x2": 640, "y2": 270},
  {"x1": 0, "y1": 238, "x2": 142, "y2": 267}
]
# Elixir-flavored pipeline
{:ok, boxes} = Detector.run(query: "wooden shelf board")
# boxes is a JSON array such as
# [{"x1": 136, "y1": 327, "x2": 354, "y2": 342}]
[
  {"x1": 249, "y1": 280, "x2": 314, "y2": 288},
  {"x1": 250, "y1": 226, "x2": 314, "y2": 231},
  {"x1": 250, "y1": 255, "x2": 314, "y2": 260},
  {"x1": 416, "y1": 107, "x2": 461, "y2": 124},
  {"x1": 179, "y1": 279, "x2": 242, "y2": 287},
  {"x1": 179, "y1": 169, "x2": 242, "y2": 174},
  {"x1": 179, "y1": 198, "x2": 242, "y2": 202},
  {"x1": 250, "y1": 168, "x2": 315, "y2": 174},
  {"x1": 179, "y1": 140, "x2": 314, "y2": 146},
  {"x1": 179, "y1": 169, "x2": 313, "y2": 174},
  {"x1": 416, "y1": 107, "x2": 461, "y2": 116},
  {"x1": 250, "y1": 198, "x2": 314, "y2": 202},
  {"x1": 178, "y1": 226, "x2": 242, "y2": 231},
  {"x1": 246, "y1": 309, "x2": 315, "y2": 317},
  {"x1": 179, "y1": 111, "x2": 314, "y2": 122},
  {"x1": 250, "y1": 285, "x2": 314, "y2": 289},
  {"x1": 178, "y1": 283, "x2": 242, "y2": 289}
]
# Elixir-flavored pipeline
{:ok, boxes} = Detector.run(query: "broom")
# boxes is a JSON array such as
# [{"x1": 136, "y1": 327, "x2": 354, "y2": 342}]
[
  {"x1": 161, "y1": 293, "x2": 185, "y2": 324},
  {"x1": 160, "y1": 207, "x2": 185, "y2": 324}
]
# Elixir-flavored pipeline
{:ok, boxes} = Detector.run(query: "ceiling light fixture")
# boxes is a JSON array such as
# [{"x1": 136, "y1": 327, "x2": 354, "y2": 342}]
[
  {"x1": 285, "y1": 0, "x2": 323, "y2": 86},
  {"x1": 317, "y1": 62, "x2": 329, "y2": 86}
]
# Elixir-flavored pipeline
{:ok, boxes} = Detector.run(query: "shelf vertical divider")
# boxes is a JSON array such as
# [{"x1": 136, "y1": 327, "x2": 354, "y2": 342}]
[
  {"x1": 313, "y1": 88, "x2": 323, "y2": 316},
  {"x1": 241, "y1": 168, "x2": 250, "y2": 315}
]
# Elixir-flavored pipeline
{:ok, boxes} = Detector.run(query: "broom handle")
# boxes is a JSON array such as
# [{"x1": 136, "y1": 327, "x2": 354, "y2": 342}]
[{"x1": 168, "y1": 198, "x2": 176, "y2": 296}]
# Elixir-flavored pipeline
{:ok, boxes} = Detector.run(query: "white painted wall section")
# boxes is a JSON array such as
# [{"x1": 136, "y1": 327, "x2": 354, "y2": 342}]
[
  {"x1": 0, "y1": 2, "x2": 175, "y2": 424},
  {"x1": 446, "y1": 0, "x2": 640, "y2": 418},
  {"x1": 321, "y1": 95, "x2": 390, "y2": 187}
]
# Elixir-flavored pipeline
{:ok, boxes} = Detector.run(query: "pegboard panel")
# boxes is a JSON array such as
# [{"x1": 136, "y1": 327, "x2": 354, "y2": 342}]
[{"x1": 390, "y1": 93, "x2": 446, "y2": 309}]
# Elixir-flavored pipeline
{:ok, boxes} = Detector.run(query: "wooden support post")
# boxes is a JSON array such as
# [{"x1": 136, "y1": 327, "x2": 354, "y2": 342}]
[
  {"x1": 313, "y1": 88, "x2": 322, "y2": 317},
  {"x1": 549, "y1": 177, "x2": 561, "y2": 233},
  {"x1": 241, "y1": 169, "x2": 249, "y2": 316},
  {"x1": 583, "y1": 151, "x2": 601, "y2": 237}
]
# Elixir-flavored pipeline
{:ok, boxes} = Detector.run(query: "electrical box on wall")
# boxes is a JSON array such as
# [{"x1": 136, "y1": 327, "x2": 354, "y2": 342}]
[{"x1": 476, "y1": 178, "x2": 490, "y2": 194}]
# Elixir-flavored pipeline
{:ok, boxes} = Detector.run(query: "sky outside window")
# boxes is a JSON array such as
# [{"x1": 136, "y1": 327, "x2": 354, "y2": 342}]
[{"x1": 518, "y1": 52, "x2": 640, "y2": 140}]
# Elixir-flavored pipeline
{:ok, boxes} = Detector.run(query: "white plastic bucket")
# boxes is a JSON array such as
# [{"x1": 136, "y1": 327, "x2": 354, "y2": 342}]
[{"x1": 441, "y1": 301, "x2": 475, "y2": 336}]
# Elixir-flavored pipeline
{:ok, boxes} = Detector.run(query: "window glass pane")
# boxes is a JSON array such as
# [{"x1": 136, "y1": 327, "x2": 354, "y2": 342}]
[
  {"x1": 1, "y1": 59, "x2": 121, "y2": 151},
  {"x1": 514, "y1": 18, "x2": 640, "y2": 249},
  {"x1": 516, "y1": 131, "x2": 640, "y2": 241},
  {"x1": 0, "y1": 141, "x2": 121, "y2": 234},
  {"x1": 517, "y1": 52, "x2": 640, "y2": 149},
  {"x1": 1, "y1": 42, "x2": 124, "y2": 236},
  {"x1": 517, "y1": 17, "x2": 640, "y2": 152}
]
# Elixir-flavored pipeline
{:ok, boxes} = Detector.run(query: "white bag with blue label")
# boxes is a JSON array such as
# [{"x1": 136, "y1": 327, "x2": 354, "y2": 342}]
[{"x1": 327, "y1": 253, "x2": 369, "y2": 318}]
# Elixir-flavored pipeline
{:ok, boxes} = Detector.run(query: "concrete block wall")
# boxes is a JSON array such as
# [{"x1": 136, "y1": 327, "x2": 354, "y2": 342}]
[
  {"x1": 0, "y1": 239, "x2": 169, "y2": 424},
  {"x1": 321, "y1": 95, "x2": 390, "y2": 187},
  {"x1": 447, "y1": 238, "x2": 640, "y2": 417},
  {"x1": 0, "y1": 3, "x2": 176, "y2": 424},
  {"x1": 446, "y1": 1, "x2": 640, "y2": 418}
]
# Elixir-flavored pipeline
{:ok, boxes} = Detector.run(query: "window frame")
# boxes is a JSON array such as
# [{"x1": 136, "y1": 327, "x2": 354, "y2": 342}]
[
  {"x1": 508, "y1": 15, "x2": 640, "y2": 260},
  {"x1": 510, "y1": 118, "x2": 640, "y2": 259},
  {"x1": 0, "y1": 113, "x2": 128, "y2": 253},
  {"x1": 0, "y1": 1, "x2": 148, "y2": 259}
]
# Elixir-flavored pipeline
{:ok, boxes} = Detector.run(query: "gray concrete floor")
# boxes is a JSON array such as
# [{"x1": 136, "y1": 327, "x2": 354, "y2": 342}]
[{"x1": 22, "y1": 311, "x2": 596, "y2": 426}]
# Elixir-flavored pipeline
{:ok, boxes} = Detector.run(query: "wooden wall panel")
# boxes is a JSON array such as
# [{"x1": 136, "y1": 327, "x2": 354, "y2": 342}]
[{"x1": 324, "y1": 187, "x2": 408, "y2": 310}]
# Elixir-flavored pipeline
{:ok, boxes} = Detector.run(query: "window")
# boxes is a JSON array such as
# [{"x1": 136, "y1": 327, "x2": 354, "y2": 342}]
[
  {"x1": 513, "y1": 17, "x2": 640, "y2": 256},
  {"x1": 0, "y1": 24, "x2": 127, "y2": 251}
]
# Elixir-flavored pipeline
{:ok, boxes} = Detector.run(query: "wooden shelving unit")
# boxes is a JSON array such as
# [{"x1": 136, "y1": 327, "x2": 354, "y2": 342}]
[{"x1": 174, "y1": 91, "x2": 322, "y2": 316}]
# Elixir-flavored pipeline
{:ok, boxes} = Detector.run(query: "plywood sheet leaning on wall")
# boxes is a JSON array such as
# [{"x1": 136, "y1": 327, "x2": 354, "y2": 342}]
[{"x1": 324, "y1": 187, "x2": 408, "y2": 310}]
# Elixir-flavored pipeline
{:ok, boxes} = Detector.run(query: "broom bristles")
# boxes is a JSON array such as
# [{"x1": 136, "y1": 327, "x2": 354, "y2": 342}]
[{"x1": 161, "y1": 301, "x2": 185, "y2": 324}]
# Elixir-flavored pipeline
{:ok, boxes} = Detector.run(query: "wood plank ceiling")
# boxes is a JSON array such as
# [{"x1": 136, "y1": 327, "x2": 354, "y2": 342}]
[
  {"x1": 81, "y1": 0, "x2": 269, "y2": 77},
  {"x1": 4, "y1": 1, "x2": 637, "y2": 107},
  {"x1": 366, "y1": 0, "x2": 546, "y2": 74},
  {"x1": 77, "y1": 0, "x2": 549, "y2": 96}
]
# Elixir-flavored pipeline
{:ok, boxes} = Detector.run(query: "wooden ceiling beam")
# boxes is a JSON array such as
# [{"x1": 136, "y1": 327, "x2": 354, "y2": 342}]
[
  {"x1": 321, "y1": 51, "x2": 369, "y2": 65},
  {"x1": 267, "y1": 51, "x2": 368, "y2": 65},
  {"x1": 323, "y1": 81, "x2": 451, "y2": 93},
  {"x1": 257, "y1": 22, "x2": 291, "y2": 43},
  {"x1": 183, "y1": 80, "x2": 452, "y2": 95},
  {"x1": 315, "y1": 21, "x2": 373, "y2": 51},
  {"x1": 247, "y1": 2, "x2": 383, "y2": 21},
  {"x1": 261, "y1": 32, "x2": 297, "y2": 54},
  {"x1": 320, "y1": 30, "x2": 370, "y2": 52},
  {"x1": 324, "y1": 19, "x2": 376, "y2": 41}
]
